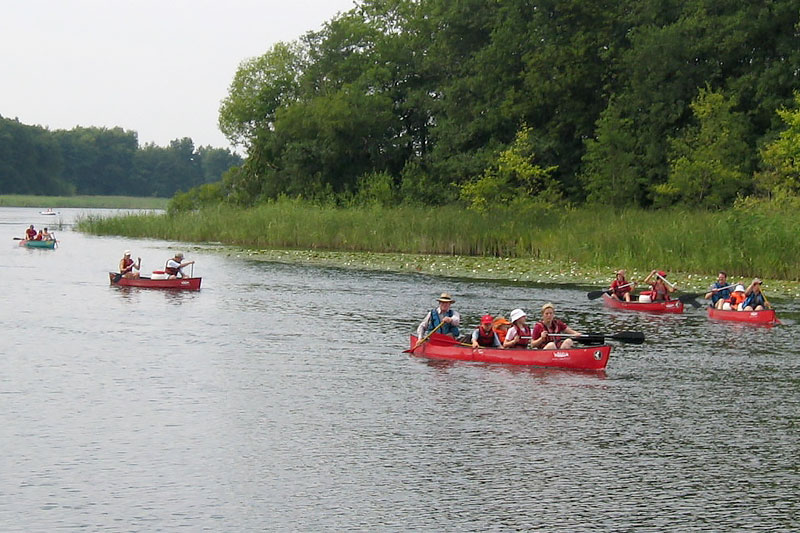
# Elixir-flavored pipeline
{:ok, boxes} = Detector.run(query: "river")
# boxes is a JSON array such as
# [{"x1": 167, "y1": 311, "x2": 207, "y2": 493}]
[{"x1": 1, "y1": 207, "x2": 798, "y2": 531}]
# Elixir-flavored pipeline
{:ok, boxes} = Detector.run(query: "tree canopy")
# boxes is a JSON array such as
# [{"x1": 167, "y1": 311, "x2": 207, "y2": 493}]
[
  {"x1": 0, "y1": 116, "x2": 242, "y2": 197},
  {"x1": 213, "y1": 0, "x2": 800, "y2": 209}
]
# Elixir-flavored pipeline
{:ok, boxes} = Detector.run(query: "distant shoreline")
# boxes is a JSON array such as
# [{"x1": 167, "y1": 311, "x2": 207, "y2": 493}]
[{"x1": 0, "y1": 195, "x2": 167, "y2": 210}]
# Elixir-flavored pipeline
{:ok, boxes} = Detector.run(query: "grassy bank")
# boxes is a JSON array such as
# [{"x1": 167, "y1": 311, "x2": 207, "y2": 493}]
[
  {"x1": 0, "y1": 194, "x2": 168, "y2": 209},
  {"x1": 76, "y1": 200, "x2": 800, "y2": 287}
]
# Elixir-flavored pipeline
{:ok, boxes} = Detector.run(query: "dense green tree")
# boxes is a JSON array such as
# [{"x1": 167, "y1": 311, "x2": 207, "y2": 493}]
[
  {"x1": 757, "y1": 92, "x2": 800, "y2": 196},
  {"x1": 654, "y1": 86, "x2": 752, "y2": 208}
]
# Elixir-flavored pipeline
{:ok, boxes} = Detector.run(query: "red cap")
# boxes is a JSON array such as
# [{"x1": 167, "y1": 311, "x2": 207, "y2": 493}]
[
  {"x1": 658, "y1": 270, "x2": 667, "y2": 277},
  {"x1": 480, "y1": 314, "x2": 494, "y2": 324}
]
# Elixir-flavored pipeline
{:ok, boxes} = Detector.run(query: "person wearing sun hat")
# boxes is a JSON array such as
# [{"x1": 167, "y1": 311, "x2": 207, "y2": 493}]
[
  {"x1": 492, "y1": 316, "x2": 512, "y2": 344},
  {"x1": 165, "y1": 251, "x2": 195, "y2": 279},
  {"x1": 743, "y1": 278, "x2": 768, "y2": 311},
  {"x1": 118, "y1": 250, "x2": 141, "y2": 279},
  {"x1": 471, "y1": 314, "x2": 503, "y2": 349},
  {"x1": 503, "y1": 308, "x2": 532, "y2": 349},
  {"x1": 415, "y1": 292, "x2": 461, "y2": 344}
]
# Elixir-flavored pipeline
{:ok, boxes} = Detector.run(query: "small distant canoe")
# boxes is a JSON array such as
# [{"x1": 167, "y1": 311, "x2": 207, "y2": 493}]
[
  {"x1": 19, "y1": 239, "x2": 56, "y2": 249},
  {"x1": 602, "y1": 293, "x2": 683, "y2": 314},
  {"x1": 707, "y1": 306, "x2": 780, "y2": 325},
  {"x1": 408, "y1": 334, "x2": 610, "y2": 370},
  {"x1": 40, "y1": 210, "x2": 58, "y2": 215},
  {"x1": 109, "y1": 272, "x2": 202, "y2": 290}
]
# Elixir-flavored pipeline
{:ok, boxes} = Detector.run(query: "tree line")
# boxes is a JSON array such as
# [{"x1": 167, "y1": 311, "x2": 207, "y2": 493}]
[
  {"x1": 187, "y1": 0, "x2": 800, "y2": 212},
  {"x1": 0, "y1": 115, "x2": 242, "y2": 198}
]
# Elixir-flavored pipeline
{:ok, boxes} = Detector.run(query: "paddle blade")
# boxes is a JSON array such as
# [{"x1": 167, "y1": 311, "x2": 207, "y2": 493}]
[
  {"x1": 587, "y1": 289, "x2": 610, "y2": 300},
  {"x1": 428, "y1": 332, "x2": 461, "y2": 345},
  {"x1": 609, "y1": 331, "x2": 645, "y2": 344},
  {"x1": 678, "y1": 293, "x2": 702, "y2": 303}
]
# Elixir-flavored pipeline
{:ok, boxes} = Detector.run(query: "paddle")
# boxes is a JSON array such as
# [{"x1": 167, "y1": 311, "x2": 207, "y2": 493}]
[
  {"x1": 12, "y1": 237, "x2": 24, "y2": 240},
  {"x1": 112, "y1": 272, "x2": 123, "y2": 283},
  {"x1": 550, "y1": 331, "x2": 645, "y2": 344},
  {"x1": 404, "y1": 320, "x2": 446, "y2": 353},
  {"x1": 587, "y1": 282, "x2": 634, "y2": 300}
]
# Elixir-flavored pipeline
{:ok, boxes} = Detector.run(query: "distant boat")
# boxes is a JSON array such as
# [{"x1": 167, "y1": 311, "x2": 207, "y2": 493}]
[
  {"x1": 40, "y1": 209, "x2": 59, "y2": 215},
  {"x1": 109, "y1": 272, "x2": 202, "y2": 290},
  {"x1": 20, "y1": 239, "x2": 56, "y2": 249}
]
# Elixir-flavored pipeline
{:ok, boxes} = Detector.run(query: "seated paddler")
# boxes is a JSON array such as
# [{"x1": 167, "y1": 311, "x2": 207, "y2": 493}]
[{"x1": 415, "y1": 292, "x2": 461, "y2": 347}]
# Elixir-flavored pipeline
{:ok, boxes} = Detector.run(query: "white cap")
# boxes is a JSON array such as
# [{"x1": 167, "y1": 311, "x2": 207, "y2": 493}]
[
  {"x1": 509, "y1": 308, "x2": 526, "y2": 323},
  {"x1": 124, "y1": 250, "x2": 131, "y2": 255},
  {"x1": 734, "y1": 284, "x2": 745, "y2": 292}
]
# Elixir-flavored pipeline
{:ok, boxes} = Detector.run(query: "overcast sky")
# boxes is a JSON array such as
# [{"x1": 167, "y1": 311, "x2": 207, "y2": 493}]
[{"x1": 1, "y1": 0, "x2": 356, "y2": 151}]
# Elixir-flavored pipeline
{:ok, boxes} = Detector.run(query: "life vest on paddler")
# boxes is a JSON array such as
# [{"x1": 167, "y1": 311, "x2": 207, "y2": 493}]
[
  {"x1": 122, "y1": 257, "x2": 135, "y2": 271},
  {"x1": 743, "y1": 291, "x2": 765, "y2": 309},
  {"x1": 428, "y1": 308, "x2": 459, "y2": 337},
  {"x1": 165, "y1": 264, "x2": 180, "y2": 276},
  {"x1": 475, "y1": 328, "x2": 496, "y2": 347}
]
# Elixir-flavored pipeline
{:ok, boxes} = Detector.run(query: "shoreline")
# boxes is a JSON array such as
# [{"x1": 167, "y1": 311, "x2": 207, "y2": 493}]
[{"x1": 221, "y1": 247, "x2": 800, "y2": 300}]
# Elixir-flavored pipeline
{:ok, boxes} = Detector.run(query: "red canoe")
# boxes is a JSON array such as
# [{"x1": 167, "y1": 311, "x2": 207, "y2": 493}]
[
  {"x1": 109, "y1": 272, "x2": 202, "y2": 290},
  {"x1": 707, "y1": 306, "x2": 780, "y2": 325},
  {"x1": 602, "y1": 293, "x2": 683, "y2": 313},
  {"x1": 408, "y1": 334, "x2": 610, "y2": 370}
]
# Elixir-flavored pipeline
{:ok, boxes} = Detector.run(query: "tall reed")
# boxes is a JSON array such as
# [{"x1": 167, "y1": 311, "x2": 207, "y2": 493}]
[{"x1": 76, "y1": 200, "x2": 800, "y2": 280}]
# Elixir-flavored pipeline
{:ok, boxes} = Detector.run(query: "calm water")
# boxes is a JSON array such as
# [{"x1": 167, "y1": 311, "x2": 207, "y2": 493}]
[{"x1": 1, "y1": 207, "x2": 798, "y2": 531}]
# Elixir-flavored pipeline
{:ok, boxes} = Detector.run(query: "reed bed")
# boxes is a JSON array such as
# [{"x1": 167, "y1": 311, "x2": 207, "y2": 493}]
[{"x1": 76, "y1": 200, "x2": 800, "y2": 281}]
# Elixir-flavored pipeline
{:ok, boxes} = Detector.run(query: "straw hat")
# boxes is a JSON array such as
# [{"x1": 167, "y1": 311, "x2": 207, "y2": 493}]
[
  {"x1": 436, "y1": 292, "x2": 454, "y2": 303},
  {"x1": 175, "y1": 252, "x2": 184, "y2": 259}
]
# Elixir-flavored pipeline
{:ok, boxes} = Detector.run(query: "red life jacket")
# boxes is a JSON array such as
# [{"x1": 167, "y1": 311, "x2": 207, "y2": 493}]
[
  {"x1": 651, "y1": 281, "x2": 670, "y2": 301},
  {"x1": 475, "y1": 327, "x2": 496, "y2": 347},
  {"x1": 534, "y1": 319, "x2": 567, "y2": 346},
  {"x1": 509, "y1": 324, "x2": 531, "y2": 347}
]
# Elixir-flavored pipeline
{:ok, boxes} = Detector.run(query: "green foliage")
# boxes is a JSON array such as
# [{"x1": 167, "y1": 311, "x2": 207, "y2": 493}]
[
  {"x1": 78, "y1": 199, "x2": 800, "y2": 281},
  {"x1": 581, "y1": 98, "x2": 645, "y2": 206},
  {"x1": 655, "y1": 86, "x2": 752, "y2": 208},
  {"x1": 352, "y1": 171, "x2": 396, "y2": 207},
  {"x1": 756, "y1": 92, "x2": 800, "y2": 196},
  {"x1": 0, "y1": 115, "x2": 241, "y2": 197},
  {"x1": 460, "y1": 126, "x2": 559, "y2": 212},
  {"x1": 168, "y1": 183, "x2": 225, "y2": 214}
]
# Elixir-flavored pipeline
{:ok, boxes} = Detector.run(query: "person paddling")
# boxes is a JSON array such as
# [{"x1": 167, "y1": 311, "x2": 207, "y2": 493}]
[
  {"x1": 415, "y1": 292, "x2": 461, "y2": 347},
  {"x1": 165, "y1": 252, "x2": 195, "y2": 279},
  {"x1": 530, "y1": 302, "x2": 581, "y2": 350},
  {"x1": 24, "y1": 224, "x2": 36, "y2": 240},
  {"x1": 610, "y1": 269, "x2": 635, "y2": 301},
  {"x1": 119, "y1": 250, "x2": 141, "y2": 279},
  {"x1": 643, "y1": 269, "x2": 676, "y2": 301},
  {"x1": 705, "y1": 271, "x2": 733, "y2": 309}
]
